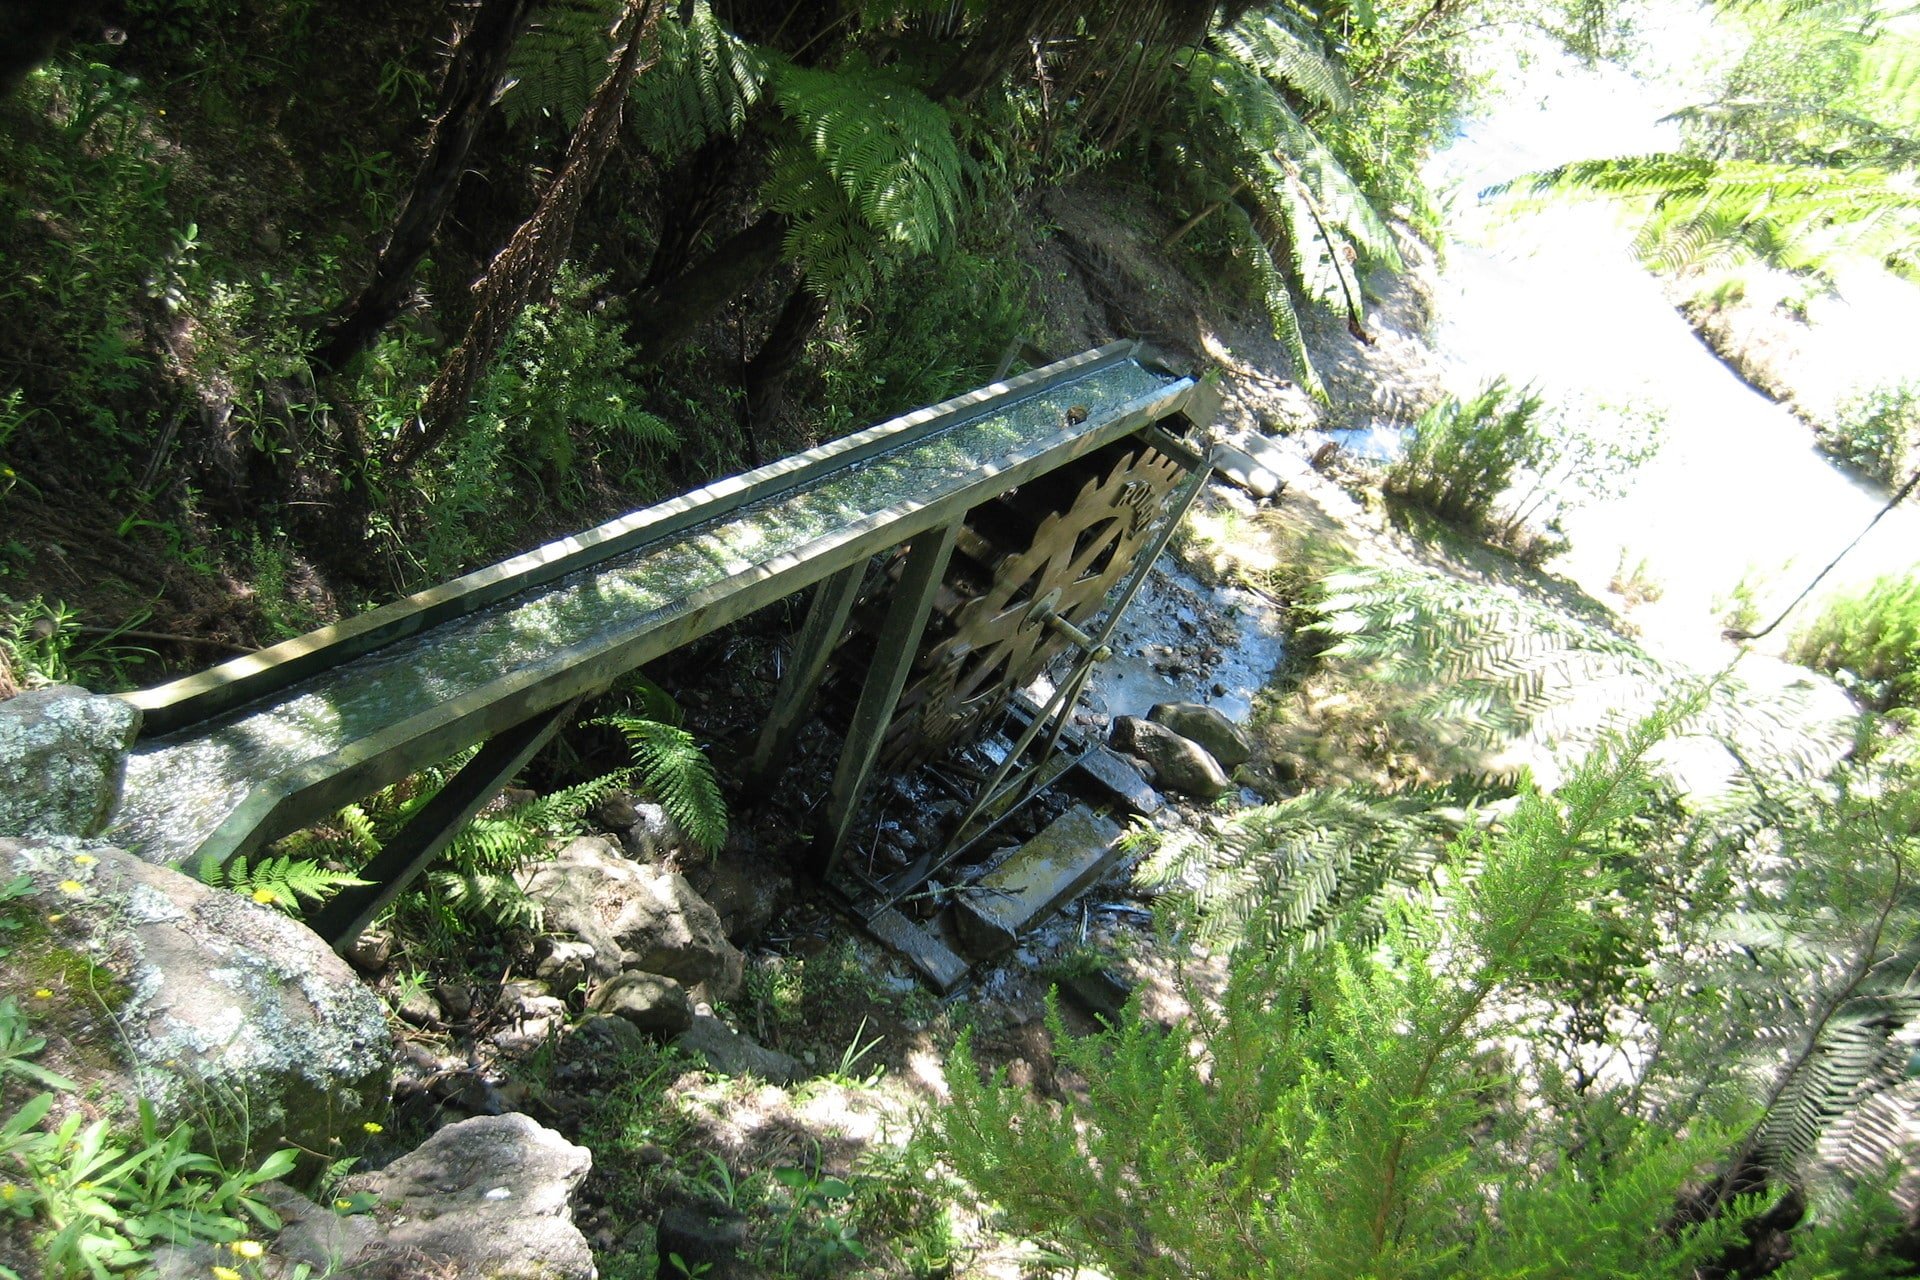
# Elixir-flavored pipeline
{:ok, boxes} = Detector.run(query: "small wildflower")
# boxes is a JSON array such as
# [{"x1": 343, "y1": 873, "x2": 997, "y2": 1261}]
[
  {"x1": 251, "y1": 888, "x2": 276, "y2": 905},
  {"x1": 334, "y1": 1198, "x2": 353, "y2": 1211},
  {"x1": 230, "y1": 1240, "x2": 264, "y2": 1260},
  {"x1": 72, "y1": 853, "x2": 97, "y2": 867},
  {"x1": 45, "y1": 913, "x2": 62, "y2": 924},
  {"x1": 32, "y1": 989, "x2": 52, "y2": 999},
  {"x1": 212, "y1": 1266, "x2": 241, "y2": 1280},
  {"x1": 362, "y1": 1121, "x2": 384, "y2": 1134},
  {"x1": 1, "y1": 1183, "x2": 18, "y2": 1201},
  {"x1": 58, "y1": 880, "x2": 84, "y2": 894}
]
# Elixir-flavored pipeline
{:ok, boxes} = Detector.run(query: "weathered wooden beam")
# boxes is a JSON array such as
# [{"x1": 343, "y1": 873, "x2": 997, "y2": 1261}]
[
  {"x1": 745, "y1": 561, "x2": 867, "y2": 783},
  {"x1": 309, "y1": 699, "x2": 577, "y2": 951},
  {"x1": 820, "y1": 522, "x2": 959, "y2": 874}
]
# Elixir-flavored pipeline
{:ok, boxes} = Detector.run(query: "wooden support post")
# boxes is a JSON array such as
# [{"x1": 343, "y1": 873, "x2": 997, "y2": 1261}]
[
  {"x1": 820, "y1": 522, "x2": 959, "y2": 874},
  {"x1": 310, "y1": 699, "x2": 578, "y2": 951},
  {"x1": 746, "y1": 560, "x2": 866, "y2": 782}
]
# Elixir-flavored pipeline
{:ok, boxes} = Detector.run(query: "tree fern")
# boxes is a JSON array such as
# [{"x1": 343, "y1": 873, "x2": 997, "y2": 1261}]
[
  {"x1": 1137, "y1": 785, "x2": 1456, "y2": 952},
  {"x1": 763, "y1": 59, "x2": 963, "y2": 299},
  {"x1": 626, "y1": 0, "x2": 769, "y2": 160},
  {"x1": 197, "y1": 853, "x2": 370, "y2": 914},
  {"x1": 501, "y1": 0, "x2": 625, "y2": 131},
  {"x1": 597, "y1": 714, "x2": 728, "y2": 854}
]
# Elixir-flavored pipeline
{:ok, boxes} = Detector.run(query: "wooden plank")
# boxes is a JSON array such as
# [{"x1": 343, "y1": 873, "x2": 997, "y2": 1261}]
[
  {"x1": 821, "y1": 522, "x2": 959, "y2": 874},
  {"x1": 746, "y1": 561, "x2": 866, "y2": 782},
  {"x1": 954, "y1": 804, "x2": 1126, "y2": 959},
  {"x1": 863, "y1": 906, "x2": 971, "y2": 994}
]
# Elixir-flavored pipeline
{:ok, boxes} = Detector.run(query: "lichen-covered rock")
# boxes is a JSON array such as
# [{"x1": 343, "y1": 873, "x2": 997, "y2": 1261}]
[
  {"x1": 1109, "y1": 716, "x2": 1232, "y2": 799},
  {"x1": 521, "y1": 836, "x2": 744, "y2": 1000},
  {"x1": 337, "y1": 1113, "x2": 594, "y2": 1280},
  {"x1": 1147, "y1": 700, "x2": 1253, "y2": 770},
  {"x1": 0, "y1": 685, "x2": 140, "y2": 838},
  {"x1": 2, "y1": 836, "x2": 391, "y2": 1156}
]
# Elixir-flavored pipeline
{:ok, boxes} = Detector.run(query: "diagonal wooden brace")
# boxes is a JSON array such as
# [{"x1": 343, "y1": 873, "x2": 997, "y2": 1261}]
[{"x1": 310, "y1": 698, "x2": 580, "y2": 951}]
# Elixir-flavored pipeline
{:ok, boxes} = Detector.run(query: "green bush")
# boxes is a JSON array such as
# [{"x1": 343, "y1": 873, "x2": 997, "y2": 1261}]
[
  {"x1": 1793, "y1": 572, "x2": 1920, "y2": 710},
  {"x1": 1823, "y1": 382, "x2": 1919, "y2": 487},
  {"x1": 1385, "y1": 378, "x2": 1546, "y2": 529}
]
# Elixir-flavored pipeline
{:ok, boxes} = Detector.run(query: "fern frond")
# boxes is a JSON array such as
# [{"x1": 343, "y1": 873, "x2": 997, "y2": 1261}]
[
  {"x1": 1215, "y1": 8, "x2": 1352, "y2": 113},
  {"x1": 596, "y1": 714, "x2": 728, "y2": 853},
  {"x1": 428, "y1": 868, "x2": 545, "y2": 930},
  {"x1": 502, "y1": 0, "x2": 624, "y2": 131},
  {"x1": 198, "y1": 853, "x2": 370, "y2": 914},
  {"x1": 627, "y1": 0, "x2": 769, "y2": 159}
]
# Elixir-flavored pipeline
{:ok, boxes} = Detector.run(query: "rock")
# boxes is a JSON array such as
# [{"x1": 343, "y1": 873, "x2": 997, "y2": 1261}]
[
  {"x1": 0, "y1": 685, "x2": 140, "y2": 838},
  {"x1": 673, "y1": 1014, "x2": 801, "y2": 1084},
  {"x1": 344, "y1": 930, "x2": 392, "y2": 975},
  {"x1": 3, "y1": 837, "x2": 390, "y2": 1157},
  {"x1": 259, "y1": 1182, "x2": 380, "y2": 1274},
  {"x1": 686, "y1": 848, "x2": 795, "y2": 945},
  {"x1": 339, "y1": 1113, "x2": 594, "y2": 1280},
  {"x1": 535, "y1": 937, "x2": 598, "y2": 993},
  {"x1": 1148, "y1": 701, "x2": 1253, "y2": 769},
  {"x1": 394, "y1": 986, "x2": 443, "y2": 1029},
  {"x1": 954, "y1": 805, "x2": 1126, "y2": 959},
  {"x1": 658, "y1": 1203, "x2": 758, "y2": 1280},
  {"x1": 593, "y1": 791, "x2": 689, "y2": 861},
  {"x1": 521, "y1": 836, "x2": 744, "y2": 1000},
  {"x1": 560, "y1": 1012, "x2": 651, "y2": 1067},
  {"x1": 493, "y1": 979, "x2": 567, "y2": 1054},
  {"x1": 1109, "y1": 717, "x2": 1232, "y2": 799},
  {"x1": 588, "y1": 971, "x2": 694, "y2": 1038}
]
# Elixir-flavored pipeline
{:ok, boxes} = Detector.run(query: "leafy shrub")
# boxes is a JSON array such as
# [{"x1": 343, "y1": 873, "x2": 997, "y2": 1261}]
[
  {"x1": 1385, "y1": 378, "x2": 1546, "y2": 528},
  {"x1": 1792, "y1": 572, "x2": 1920, "y2": 710},
  {"x1": 1822, "y1": 382, "x2": 1919, "y2": 487}
]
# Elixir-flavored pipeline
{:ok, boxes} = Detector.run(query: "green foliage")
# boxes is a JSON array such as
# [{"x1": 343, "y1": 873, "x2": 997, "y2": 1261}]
[
  {"x1": 1793, "y1": 572, "x2": 1920, "y2": 711},
  {"x1": 596, "y1": 714, "x2": 728, "y2": 854},
  {"x1": 1, "y1": 994, "x2": 297, "y2": 1279},
  {"x1": 194, "y1": 853, "x2": 369, "y2": 915},
  {"x1": 937, "y1": 712, "x2": 1758, "y2": 1279},
  {"x1": 766, "y1": 60, "x2": 962, "y2": 299},
  {"x1": 626, "y1": 0, "x2": 769, "y2": 160},
  {"x1": 1385, "y1": 378, "x2": 1546, "y2": 528},
  {"x1": 1136, "y1": 786, "x2": 1456, "y2": 953},
  {"x1": 503, "y1": 0, "x2": 625, "y2": 132},
  {"x1": 1822, "y1": 380, "x2": 1919, "y2": 486},
  {"x1": 0, "y1": 598, "x2": 153, "y2": 693}
]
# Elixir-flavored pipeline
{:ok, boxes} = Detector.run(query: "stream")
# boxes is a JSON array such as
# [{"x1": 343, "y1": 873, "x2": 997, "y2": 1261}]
[{"x1": 1425, "y1": 26, "x2": 1919, "y2": 669}]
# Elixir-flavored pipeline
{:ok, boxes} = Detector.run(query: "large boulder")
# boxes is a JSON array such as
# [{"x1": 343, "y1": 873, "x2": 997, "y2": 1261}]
[
  {"x1": 1109, "y1": 717, "x2": 1232, "y2": 800},
  {"x1": 0, "y1": 686, "x2": 140, "y2": 838},
  {"x1": 2, "y1": 837, "x2": 391, "y2": 1156},
  {"x1": 520, "y1": 836, "x2": 744, "y2": 1000},
  {"x1": 1148, "y1": 701, "x2": 1253, "y2": 770},
  {"x1": 685, "y1": 839, "x2": 795, "y2": 945},
  {"x1": 336, "y1": 1113, "x2": 595, "y2": 1280}
]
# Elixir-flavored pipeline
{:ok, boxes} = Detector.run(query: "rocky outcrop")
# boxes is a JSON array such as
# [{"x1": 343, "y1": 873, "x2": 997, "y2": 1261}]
[
  {"x1": 333, "y1": 1113, "x2": 595, "y2": 1280},
  {"x1": 520, "y1": 836, "x2": 744, "y2": 1000},
  {"x1": 0, "y1": 686, "x2": 139, "y2": 838},
  {"x1": 2, "y1": 837, "x2": 391, "y2": 1156},
  {"x1": 1148, "y1": 700, "x2": 1253, "y2": 770},
  {"x1": 1109, "y1": 716, "x2": 1232, "y2": 799},
  {"x1": 674, "y1": 1013, "x2": 801, "y2": 1084}
]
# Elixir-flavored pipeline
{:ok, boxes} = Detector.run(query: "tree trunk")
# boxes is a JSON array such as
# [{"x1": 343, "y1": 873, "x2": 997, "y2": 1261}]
[
  {"x1": 392, "y1": 0, "x2": 659, "y2": 475},
  {"x1": 640, "y1": 133, "x2": 749, "y2": 291},
  {"x1": 625, "y1": 212, "x2": 788, "y2": 365},
  {"x1": 310, "y1": 0, "x2": 535, "y2": 376},
  {"x1": 742, "y1": 278, "x2": 827, "y2": 440}
]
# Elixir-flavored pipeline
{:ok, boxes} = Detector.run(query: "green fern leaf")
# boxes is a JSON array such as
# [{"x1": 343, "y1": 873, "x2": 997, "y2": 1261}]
[{"x1": 597, "y1": 714, "x2": 728, "y2": 853}]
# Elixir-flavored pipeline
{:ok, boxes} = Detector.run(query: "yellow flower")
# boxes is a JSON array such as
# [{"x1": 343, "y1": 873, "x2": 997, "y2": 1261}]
[
  {"x1": 45, "y1": 913, "x2": 62, "y2": 924},
  {"x1": 58, "y1": 880, "x2": 83, "y2": 894},
  {"x1": 212, "y1": 1267, "x2": 241, "y2": 1280},
  {"x1": 333, "y1": 1198, "x2": 353, "y2": 1211},
  {"x1": 361, "y1": 1121, "x2": 383, "y2": 1134},
  {"x1": 72, "y1": 853, "x2": 97, "y2": 867},
  {"x1": 251, "y1": 888, "x2": 276, "y2": 905},
  {"x1": 230, "y1": 1240, "x2": 264, "y2": 1259},
  {"x1": 1, "y1": 1182, "x2": 18, "y2": 1201},
  {"x1": 32, "y1": 989, "x2": 51, "y2": 999}
]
